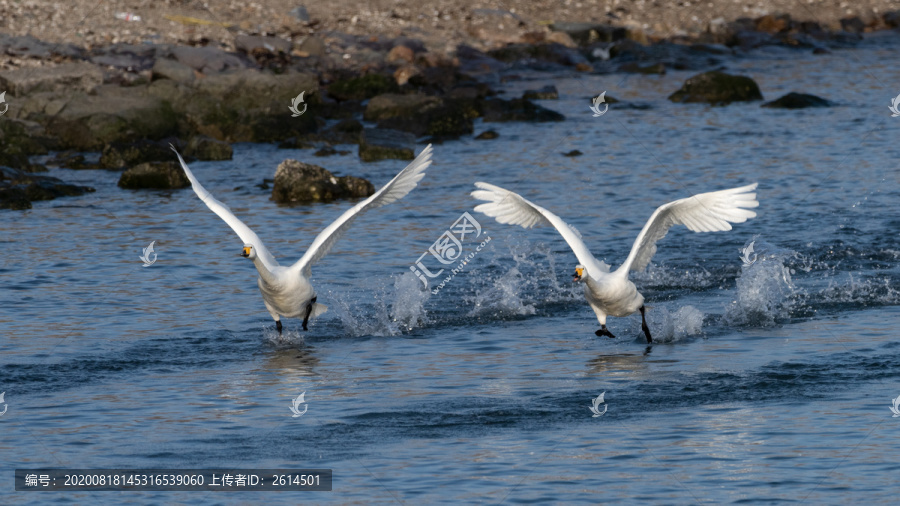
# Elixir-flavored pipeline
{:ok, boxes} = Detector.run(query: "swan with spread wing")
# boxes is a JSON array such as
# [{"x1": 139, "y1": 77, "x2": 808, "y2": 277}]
[
  {"x1": 471, "y1": 182, "x2": 758, "y2": 343},
  {"x1": 173, "y1": 144, "x2": 433, "y2": 333}
]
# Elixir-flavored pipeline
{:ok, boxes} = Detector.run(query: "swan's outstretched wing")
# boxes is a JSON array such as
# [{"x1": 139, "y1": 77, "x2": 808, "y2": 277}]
[
  {"x1": 619, "y1": 183, "x2": 759, "y2": 273},
  {"x1": 471, "y1": 182, "x2": 609, "y2": 276},
  {"x1": 290, "y1": 144, "x2": 433, "y2": 276},
  {"x1": 172, "y1": 147, "x2": 280, "y2": 271}
]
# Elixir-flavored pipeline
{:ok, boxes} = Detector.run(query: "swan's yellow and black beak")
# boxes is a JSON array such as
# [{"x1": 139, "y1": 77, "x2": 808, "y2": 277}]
[
  {"x1": 573, "y1": 266, "x2": 584, "y2": 282},
  {"x1": 241, "y1": 246, "x2": 252, "y2": 258}
]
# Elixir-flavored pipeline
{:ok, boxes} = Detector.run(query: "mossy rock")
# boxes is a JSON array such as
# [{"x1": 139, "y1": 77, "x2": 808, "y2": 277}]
[
  {"x1": 99, "y1": 140, "x2": 174, "y2": 169},
  {"x1": 184, "y1": 135, "x2": 233, "y2": 161},
  {"x1": 761, "y1": 92, "x2": 831, "y2": 109},
  {"x1": 118, "y1": 161, "x2": 190, "y2": 189},
  {"x1": 358, "y1": 128, "x2": 415, "y2": 162},
  {"x1": 668, "y1": 71, "x2": 762, "y2": 105},
  {"x1": 271, "y1": 160, "x2": 374, "y2": 203},
  {"x1": 328, "y1": 74, "x2": 398, "y2": 101}
]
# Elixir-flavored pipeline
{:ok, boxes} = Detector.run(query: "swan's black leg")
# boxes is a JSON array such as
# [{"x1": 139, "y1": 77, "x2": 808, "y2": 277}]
[
  {"x1": 302, "y1": 296, "x2": 317, "y2": 331},
  {"x1": 276, "y1": 320, "x2": 283, "y2": 334},
  {"x1": 640, "y1": 305, "x2": 652, "y2": 343},
  {"x1": 595, "y1": 325, "x2": 616, "y2": 338}
]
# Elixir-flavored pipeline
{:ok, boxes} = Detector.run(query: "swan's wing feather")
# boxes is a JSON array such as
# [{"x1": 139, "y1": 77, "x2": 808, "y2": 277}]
[
  {"x1": 172, "y1": 147, "x2": 280, "y2": 270},
  {"x1": 291, "y1": 144, "x2": 433, "y2": 276},
  {"x1": 471, "y1": 182, "x2": 608, "y2": 275},
  {"x1": 619, "y1": 183, "x2": 759, "y2": 272}
]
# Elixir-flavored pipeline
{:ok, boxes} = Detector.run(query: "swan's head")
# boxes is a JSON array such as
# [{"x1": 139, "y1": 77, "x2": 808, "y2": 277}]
[
  {"x1": 240, "y1": 244, "x2": 257, "y2": 260},
  {"x1": 573, "y1": 265, "x2": 585, "y2": 282}
]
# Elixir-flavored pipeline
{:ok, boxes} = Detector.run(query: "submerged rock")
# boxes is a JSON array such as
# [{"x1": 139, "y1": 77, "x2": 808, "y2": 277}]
[
  {"x1": 118, "y1": 161, "x2": 190, "y2": 189},
  {"x1": 358, "y1": 128, "x2": 416, "y2": 162},
  {"x1": 475, "y1": 130, "x2": 499, "y2": 140},
  {"x1": 184, "y1": 135, "x2": 233, "y2": 161},
  {"x1": 0, "y1": 166, "x2": 95, "y2": 210},
  {"x1": 668, "y1": 71, "x2": 762, "y2": 105},
  {"x1": 761, "y1": 92, "x2": 832, "y2": 109},
  {"x1": 522, "y1": 85, "x2": 559, "y2": 100},
  {"x1": 272, "y1": 160, "x2": 374, "y2": 203}
]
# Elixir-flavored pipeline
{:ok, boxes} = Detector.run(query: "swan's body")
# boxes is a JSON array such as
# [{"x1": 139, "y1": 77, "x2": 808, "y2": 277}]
[
  {"x1": 471, "y1": 182, "x2": 759, "y2": 342},
  {"x1": 173, "y1": 144, "x2": 433, "y2": 332}
]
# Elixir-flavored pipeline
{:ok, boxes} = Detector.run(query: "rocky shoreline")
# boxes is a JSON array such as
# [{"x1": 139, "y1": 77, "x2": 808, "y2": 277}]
[{"x1": 2, "y1": 10, "x2": 898, "y2": 209}]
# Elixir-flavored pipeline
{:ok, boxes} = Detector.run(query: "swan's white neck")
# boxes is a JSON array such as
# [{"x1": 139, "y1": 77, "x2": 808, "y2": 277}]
[{"x1": 250, "y1": 257, "x2": 279, "y2": 286}]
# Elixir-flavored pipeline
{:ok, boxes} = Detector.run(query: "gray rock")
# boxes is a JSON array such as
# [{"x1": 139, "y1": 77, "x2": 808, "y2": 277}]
[
  {"x1": 522, "y1": 85, "x2": 559, "y2": 100},
  {"x1": 295, "y1": 36, "x2": 326, "y2": 57},
  {"x1": 235, "y1": 35, "x2": 291, "y2": 54},
  {"x1": 184, "y1": 135, "x2": 233, "y2": 160},
  {"x1": 152, "y1": 58, "x2": 195, "y2": 84},
  {"x1": 359, "y1": 128, "x2": 415, "y2": 162},
  {"x1": 170, "y1": 46, "x2": 245, "y2": 74},
  {"x1": 118, "y1": 161, "x2": 190, "y2": 189},
  {"x1": 0, "y1": 62, "x2": 103, "y2": 96},
  {"x1": 364, "y1": 93, "x2": 441, "y2": 121},
  {"x1": 272, "y1": 160, "x2": 374, "y2": 203},
  {"x1": 668, "y1": 71, "x2": 763, "y2": 105},
  {"x1": 17, "y1": 89, "x2": 178, "y2": 151},
  {"x1": 549, "y1": 22, "x2": 627, "y2": 45}
]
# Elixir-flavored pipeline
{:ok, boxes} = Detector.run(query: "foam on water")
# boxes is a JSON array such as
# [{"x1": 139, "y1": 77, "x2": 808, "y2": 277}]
[{"x1": 389, "y1": 271, "x2": 431, "y2": 331}]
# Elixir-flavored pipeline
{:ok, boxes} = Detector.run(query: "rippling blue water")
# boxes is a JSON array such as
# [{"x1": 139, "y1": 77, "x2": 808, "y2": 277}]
[{"x1": 2, "y1": 34, "x2": 900, "y2": 504}]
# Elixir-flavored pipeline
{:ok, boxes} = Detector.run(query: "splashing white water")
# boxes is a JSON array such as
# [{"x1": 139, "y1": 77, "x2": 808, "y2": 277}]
[
  {"x1": 389, "y1": 271, "x2": 431, "y2": 331},
  {"x1": 631, "y1": 305, "x2": 705, "y2": 342},
  {"x1": 725, "y1": 239, "x2": 800, "y2": 326}
]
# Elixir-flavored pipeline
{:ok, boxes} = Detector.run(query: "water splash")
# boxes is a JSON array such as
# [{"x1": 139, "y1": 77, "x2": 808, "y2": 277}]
[
  {"x1": 632, "y1": 305, "x2": 705, "y2": 342},
  {"x1": 725, "y1": 239, "x2": 801, "y2": 326},
  {"x1": 389, "y1": 271, "x2": 431, "y2": 332}
]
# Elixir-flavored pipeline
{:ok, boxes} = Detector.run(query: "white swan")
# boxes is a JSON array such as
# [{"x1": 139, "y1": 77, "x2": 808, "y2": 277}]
[
  {"x1": 173, "y1": 144, "x2": 433, "y2": 333},
  {"x1": 471, "y1": 182, "x2": 759, "y2": 343}
]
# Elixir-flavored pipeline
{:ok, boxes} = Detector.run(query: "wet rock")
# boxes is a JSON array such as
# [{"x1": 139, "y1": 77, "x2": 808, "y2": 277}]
[
  {"x1": 668, "y1": 71, "x2": 762, "y2": 105},
  {"x1": 619, "y1": 62, "x2": 666, "y2": 74},
  {"x1": 152, "y1": 58, "x2": 195, "y2": 84},
  {"x1": 729, "y1": 30, "x2": 776, "y2": 50},
  {"x1": 488, "y1": 43, "x2": 590, "y2": 69},
  {"x1": 0, "y1": 166, "x2": 95, "y2": 210},
  {"x1": 99, "y1": 139, "x2": 174, "y2": 169},
  {"x1": 0, "y1": 62, "x2": 103, "y2": 96},
  {"x1": 313, "y1": 146, "x2": 350, "y2": 156},
  {"x1": 0, "y1": 119, "x2": 51, "y2": 169},
  {"x1": 563, "y1": 150, "x2": 583, "y2": 157},
  {"x1": 549, "y1": 22, "x2": 627, "y2": 45},
  {"x1": 755, "y1": 14, "x2": 791, "y2": 33},
  {"x1": 761, "y1": 92, "x2": 832, "y2": 109},
  {"x1": 170, "y1": 46, "x2": 245, "y2": 74},
  {"x1": 272, "y1": 160, "x2": 374, "y2": 203},
  {"x1": 393, "y1": 65, "x2": 421, "y2": 86},
  {"x1": 840, "y1": 17, "x2": 866, "y2": 34},
  {"x1": 318, "y1": 118, "x2": 364, "y2": 145},
  {"x1": 358, "y1": 128, "x2": 415, "y2": 162},
  {"x1": 364, "y1": 93, "x2": 441, "y2": 121},
  {"x1": 50, "y1": 152, "x2": 97, "y2": 170},
  {"x1": 184, "y1": 135, "x2": 233, "y2": 161},
  {"x1": 883, "y1": 11, "x2": 900, "y2": 28},
  {"x1": 522, "y1": 85, "x2": 559, "y2": 100},
  {"x1": 118, "y1": 161, "x2": 190, "y2": 189},
  {"x1": 277, "y1": 137, "x2": 316, "y2": 149},
  {"x1": 475, "y1": 130, "x2": 499, "y2": 140},
  {"x1": 455, "y1": 45, "x2": 507, "y2": 77},
  {"x1": 328, "y1": 74, "x2": 398, "y2": 101},
  {"x1": 689, "y1": 44, "x2": 734, "y2": 55},
  {"x1": 482, "y1": 98, "x2": 565, "y2": 122}
]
